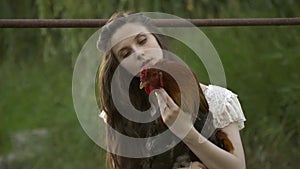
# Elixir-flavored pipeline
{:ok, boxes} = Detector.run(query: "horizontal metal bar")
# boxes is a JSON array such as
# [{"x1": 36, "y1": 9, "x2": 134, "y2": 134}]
[
  {"x1": 0, "y1": 19, "x2": 106, "y2": 28},
  {"x1": 0, "y1": 18, "x2": 300, "y2": 28}
]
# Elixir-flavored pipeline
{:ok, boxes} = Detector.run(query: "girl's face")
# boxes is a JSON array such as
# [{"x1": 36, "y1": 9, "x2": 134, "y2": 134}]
[{"x1": 111, "y1": 23, "x2": 163, "y2": 77}]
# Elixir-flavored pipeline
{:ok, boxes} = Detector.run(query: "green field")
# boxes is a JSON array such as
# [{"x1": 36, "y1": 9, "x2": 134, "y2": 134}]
[{"x1": 1, "y1": 1, "x2": 299, "y2": 169}]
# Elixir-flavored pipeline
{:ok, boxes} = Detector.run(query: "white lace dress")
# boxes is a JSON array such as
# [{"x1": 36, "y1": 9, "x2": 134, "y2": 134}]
[
  {"x1": 99, "y1": 84, "x2": 246, "y2": 130},
  {"x1": 200, "y1": 84, "x2": 246, "y2": 130}
]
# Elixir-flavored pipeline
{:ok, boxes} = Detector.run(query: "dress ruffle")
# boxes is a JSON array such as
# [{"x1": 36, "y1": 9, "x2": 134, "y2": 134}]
[{"x1": 202, "y1": 85, "x2": 246, "y2": 130}]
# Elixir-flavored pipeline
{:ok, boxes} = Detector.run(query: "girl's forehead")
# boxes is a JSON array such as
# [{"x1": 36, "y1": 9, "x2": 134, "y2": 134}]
[{"x1": 110, "y1": 23, "x2": 150, "y2": 49}]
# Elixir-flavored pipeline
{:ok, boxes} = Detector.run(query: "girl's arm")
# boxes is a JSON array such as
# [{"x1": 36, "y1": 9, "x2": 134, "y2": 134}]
[
  {"x1": 156, "y1": 89, "x2": 246, "y2": 169},
  {"x1": 183, "y1": 122, "x2": 246, "y2": 169}
]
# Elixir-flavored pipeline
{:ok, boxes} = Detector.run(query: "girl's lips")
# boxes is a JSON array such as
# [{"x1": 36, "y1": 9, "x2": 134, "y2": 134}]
[{"x1": 141, "y1": 59, "x2": 152, "y2": 68}]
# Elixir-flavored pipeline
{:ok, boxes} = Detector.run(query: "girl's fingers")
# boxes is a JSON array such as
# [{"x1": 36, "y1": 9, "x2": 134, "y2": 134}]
[
  {"x1": 155, "y1": 89, "x2": 167, "y2": 114},
  {"x1": 158, "y1": 89, "x2": 179, "y2": 110},
  {"x1": 176, "y1": 161, "x2": 207, "y2": 169},
  {"x1": 190, "y1": 161, "x2": 207, "y2": 169}
]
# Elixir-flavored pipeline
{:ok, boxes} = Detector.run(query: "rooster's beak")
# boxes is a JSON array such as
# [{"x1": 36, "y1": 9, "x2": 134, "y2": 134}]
[{"x1": 139, "y1": 82, "x2": 148, "y2": 89}]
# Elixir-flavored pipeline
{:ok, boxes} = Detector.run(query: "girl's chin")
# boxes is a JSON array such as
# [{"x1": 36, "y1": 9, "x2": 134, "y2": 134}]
[{"x1": 134, "y1": 72, "x2": 140, "y2": 77}]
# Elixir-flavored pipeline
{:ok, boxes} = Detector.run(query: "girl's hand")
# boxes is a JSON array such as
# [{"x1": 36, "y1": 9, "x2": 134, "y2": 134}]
[
  {"x1": 155, "y1": 89, "x2": 194, "y2": 139},
  {"x1": 177, "y1": 161, "x2": 208, "y2": 169}
]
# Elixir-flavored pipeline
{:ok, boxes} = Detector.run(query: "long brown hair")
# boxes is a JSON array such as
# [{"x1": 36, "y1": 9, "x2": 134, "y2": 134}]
[
  {"x1": 98, "y1": 12, "x2": 170, "y2": 169},
  {"x1": 97, "y1": 12, "x2": 208, "y2": 169}
]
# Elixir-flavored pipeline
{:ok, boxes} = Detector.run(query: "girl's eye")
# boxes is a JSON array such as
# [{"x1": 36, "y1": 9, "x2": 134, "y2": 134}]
[
  {"x1": 120, "y1": 49, "x2": 131, "y2": 58},
  {"x1": 138, "y1": 37, "x2": 147, "y2": 45},
  {"x1": 122, "y1": 51, "x2": 131, "y2": 58}
]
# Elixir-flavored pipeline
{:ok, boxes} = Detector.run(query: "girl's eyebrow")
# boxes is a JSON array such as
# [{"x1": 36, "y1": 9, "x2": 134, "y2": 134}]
[{"x1": 134, "y1": 32, "x2": 146, "y2": 40}]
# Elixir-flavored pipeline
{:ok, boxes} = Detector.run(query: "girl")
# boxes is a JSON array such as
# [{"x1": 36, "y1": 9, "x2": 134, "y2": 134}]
[{"x1": 97, "y1": 12, "x2": 246, "y2": 169}]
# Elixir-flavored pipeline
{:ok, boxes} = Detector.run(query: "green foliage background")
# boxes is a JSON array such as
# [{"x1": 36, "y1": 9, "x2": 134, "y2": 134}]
[{"x1": 0, "y1": 0, "x2": 299, "y2": 169}]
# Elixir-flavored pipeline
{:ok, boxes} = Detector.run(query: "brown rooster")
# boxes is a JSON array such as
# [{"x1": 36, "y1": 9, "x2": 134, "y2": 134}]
[{"x1": 139, "y1": 59, "x2": 234, "y2": 169}]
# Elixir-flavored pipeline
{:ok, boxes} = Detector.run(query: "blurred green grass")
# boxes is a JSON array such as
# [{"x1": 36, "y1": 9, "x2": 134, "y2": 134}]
[
  {"x1": 0, "y1": 59, "x2": 106, "y2": 169},
  {"x1": 0, "y1": 26, "x2": 299, "y2": 169},
  {"x1": 207, "y1": 27, "x2": 300, "y2": 168},
  {"x1": 185, "y1": 26, "x2": 300, "y2": 168}
]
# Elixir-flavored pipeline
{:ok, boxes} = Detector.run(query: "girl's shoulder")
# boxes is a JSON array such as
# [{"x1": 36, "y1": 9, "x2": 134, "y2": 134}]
[{"x1": 200, "y1": 84, "x2": 246, "y2": 130}]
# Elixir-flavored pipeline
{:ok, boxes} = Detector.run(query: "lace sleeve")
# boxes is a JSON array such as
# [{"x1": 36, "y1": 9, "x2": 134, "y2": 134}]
[{"x1": 203, "y1": 85, "x2": 246, "y2": 130}]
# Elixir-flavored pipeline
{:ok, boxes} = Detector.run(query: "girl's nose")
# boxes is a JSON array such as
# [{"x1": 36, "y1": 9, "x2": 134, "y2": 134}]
[{"x1": 133, "y1": 47, "x2": 145, "y2": 60}]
